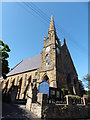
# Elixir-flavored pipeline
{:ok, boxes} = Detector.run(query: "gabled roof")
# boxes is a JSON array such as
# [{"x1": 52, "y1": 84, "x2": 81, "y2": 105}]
[{"x1": 7, "y1": 54, "x2": 41, "y2": 77}]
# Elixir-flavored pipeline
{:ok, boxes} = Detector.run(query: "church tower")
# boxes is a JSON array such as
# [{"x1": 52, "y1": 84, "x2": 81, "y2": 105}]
[
  {"x1": 38, "y1": 15, "x2": 81, "y2": 96},
  {"x1": 38, "y1": 15, "x2": 61, "y2": 88}
]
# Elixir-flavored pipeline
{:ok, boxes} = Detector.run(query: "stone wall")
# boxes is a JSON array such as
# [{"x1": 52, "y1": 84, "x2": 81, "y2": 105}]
[
  {"x1": 43, "y1": 104, "x2": 90, "y2": 119},
  {"x1": 31, "y1": 103, "x2": 42, "y2": 118},
  {"x1": 56, "y1": 43, "x2": 81, "y2": 95},
  {"x1": 2, "y1": 69, "x2": 38, "y2": 100},
  {"x1": 26, "y1": 93, "x2": 48, "y2": 118},
  {"x1": 26, "y1": 92, "x2": 90, "y2": 119},
  {"x1": 56, "y1": 71, "x2": 67, "y2": 89}
]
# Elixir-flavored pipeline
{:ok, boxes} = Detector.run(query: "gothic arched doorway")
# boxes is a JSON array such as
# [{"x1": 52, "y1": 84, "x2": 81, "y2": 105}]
[
  {"x1": 42, "y1": 74, "x2": 49, "y2": 84},
  {"x1": 39, "y1": 74, "x2": 50, "y2": 96}
]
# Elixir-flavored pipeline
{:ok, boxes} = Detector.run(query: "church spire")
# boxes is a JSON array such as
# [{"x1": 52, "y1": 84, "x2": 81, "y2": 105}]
[{"x1": 48, "y1": 15, "x2": 56, "y2": 32}]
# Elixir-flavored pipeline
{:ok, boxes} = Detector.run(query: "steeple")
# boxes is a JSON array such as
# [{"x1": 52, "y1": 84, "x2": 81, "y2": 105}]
[{"x1": 48, "y1": 15, "x2": 56, "y2": 33}]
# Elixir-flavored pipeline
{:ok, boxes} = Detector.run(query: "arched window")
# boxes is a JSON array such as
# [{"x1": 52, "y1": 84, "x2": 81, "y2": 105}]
[
  {"x1": 56, "y1": 40, "x2": 58, "y2": 45},
  {"x1": 11, "y1": 77, "x2": 12, "y2": 82},
  {"x1": 17, "y1": 76, "x2": 19, "y2": 85},
  {"x1": 45, "y1": 46, "x2": 50, "y2": 53},
  {"x1": 24, "y1": 74, "x2": 27, "y2": 86},
  {"x1": 46, "y1": 38, "x2": 49, "y2": 44},
  {"x1": 35, "y1": 72, "x2": 37, "y2": 79},
  {"x1": 46, "y1": 54, "x2": 50, "y2": 66},
  {"x1": 56, "y1": 47, "x2": 60, "y2": 54}
]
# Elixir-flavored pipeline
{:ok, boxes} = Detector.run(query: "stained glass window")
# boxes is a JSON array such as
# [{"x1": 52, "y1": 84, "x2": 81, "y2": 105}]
[{"x1": 46, "y1": 38, "x2": 49, "y2": 44}]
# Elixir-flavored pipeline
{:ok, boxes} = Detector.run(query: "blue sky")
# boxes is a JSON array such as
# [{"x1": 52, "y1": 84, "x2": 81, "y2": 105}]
[{"x1": 1, "y1": 2, "x2": 88, "y2": 82}]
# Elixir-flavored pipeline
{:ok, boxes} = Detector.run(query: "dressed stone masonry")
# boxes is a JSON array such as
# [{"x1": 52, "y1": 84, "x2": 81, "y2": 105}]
[{"x1": 2, "y1": 15, "x2": 82, "y2": 100}]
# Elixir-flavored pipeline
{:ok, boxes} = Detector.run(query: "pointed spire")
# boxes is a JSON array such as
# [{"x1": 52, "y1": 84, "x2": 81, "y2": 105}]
[
  {"x1": 48, "y1": 15, "x2": 56, "y2": 32},
  {"x1": 64, "y1": 38, "x2": 66, "y2": 45}
]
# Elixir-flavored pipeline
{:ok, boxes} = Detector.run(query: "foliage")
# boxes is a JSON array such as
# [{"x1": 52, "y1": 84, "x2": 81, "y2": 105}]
[
  {"x1": 61, "y1": 88, "x2": 65, "y2": 92},
  {"x1": 78, "y1": 80, "x2": 85, "y2": 96},
  {"x1": 83, "y1": 74, "x2": 90, "y2": 90},
  {"x1": 84, "y1": 74, "x2": 90, "y2": 81},
  {"x1": 85, "y1": 90, "x2": 90, "y2": 96},
  {"x1": 0, "y1": 40, "x2": 10, "y2": 79},
  {"x1": 61, "y1": 88, "x2": 68, "y2": 96},
  {"x1": 70, "y1": 95, "x2": 80, "y2": 99}
]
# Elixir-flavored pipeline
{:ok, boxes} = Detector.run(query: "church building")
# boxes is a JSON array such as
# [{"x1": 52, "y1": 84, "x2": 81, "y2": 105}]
[{"x1": 2, "y1": 16, "x2": 81, "y2": 100}]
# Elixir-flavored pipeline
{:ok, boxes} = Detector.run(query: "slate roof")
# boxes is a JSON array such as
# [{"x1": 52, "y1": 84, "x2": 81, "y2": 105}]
[{"x1": 7, "y1": 54, "x2": 41, "y2": 77}]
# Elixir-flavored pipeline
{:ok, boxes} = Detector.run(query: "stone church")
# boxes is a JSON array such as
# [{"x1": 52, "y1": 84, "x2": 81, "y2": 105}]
[{"x1": 2, "y1": 16, "x2": 81, "y2": 100}]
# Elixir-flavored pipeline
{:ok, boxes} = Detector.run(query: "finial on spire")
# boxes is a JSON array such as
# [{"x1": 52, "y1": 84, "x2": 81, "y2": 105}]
[
  {"x1": 64, "y1": 38, "x2": 66, "y2": 45},
  {"x1": 51, "y1": 15, "x2": 53, "y2": 23},
  {"x1": 48, "y1": 15, "x2": 56, "y2": 32}
]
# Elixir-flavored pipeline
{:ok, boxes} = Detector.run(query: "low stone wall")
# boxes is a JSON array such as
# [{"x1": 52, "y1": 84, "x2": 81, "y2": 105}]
[
  {"x1": 30, "y1": 93, "x2": 48, "y2": 118},
  {"x1": 26, "y1": 92, "x2": 90, "y2": 119},
  {"x1": 26, "y1": 93, "x2": 46, "y2": 118},
  {"x1": 31, "y1": 103, "x2": 42, "y2": 118},
  {"x1": 43, "y1": 104, "x2": 90, "y2": 119}
]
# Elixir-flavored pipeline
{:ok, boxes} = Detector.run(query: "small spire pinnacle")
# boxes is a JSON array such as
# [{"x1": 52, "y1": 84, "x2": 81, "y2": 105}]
[
  {"x1": 64, "y1": 38, "x2": 66, "y2": 45},
  {"x1": 48, "y1": 15, "x2": 56, "y2": 32}
]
